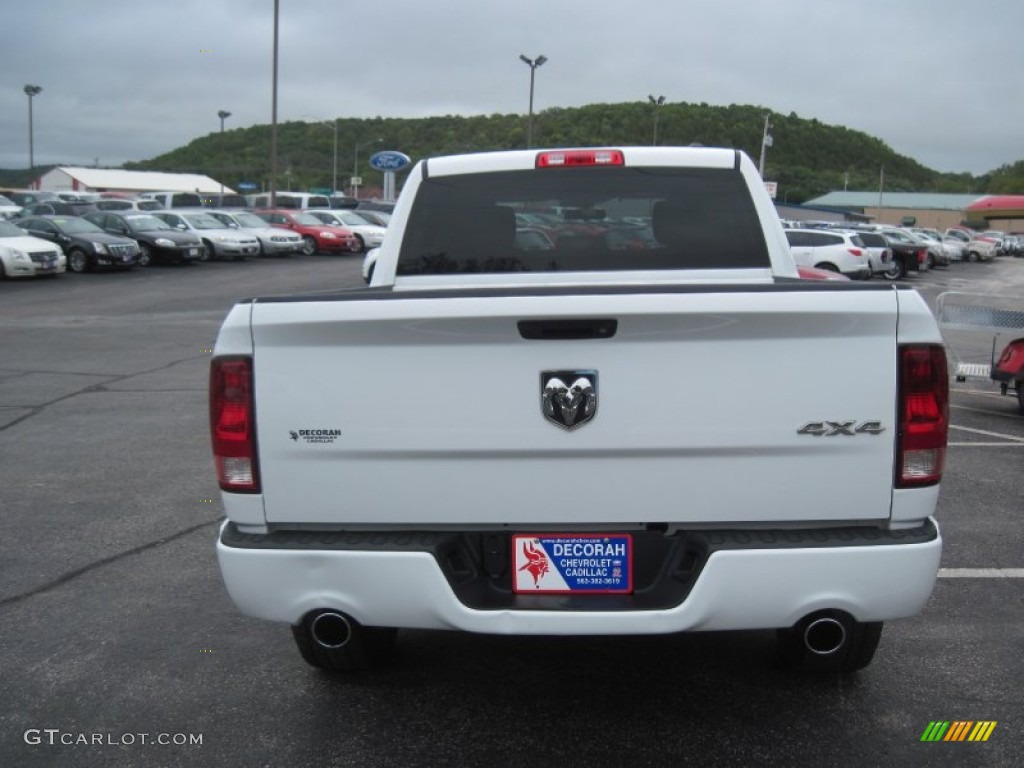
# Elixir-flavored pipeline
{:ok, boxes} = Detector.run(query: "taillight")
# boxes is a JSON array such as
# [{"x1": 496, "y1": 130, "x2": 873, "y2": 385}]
[
  {"x1": 995, "y1": 339, "x2": 1024, "y2": 376},
  {"x1": 896, "y1": 345, "x2": 948, "y2": 488},
  {"x1": 536, "y1": 149, "x2": 624, "y2": 168},
  {"x1": 917, "y1": 248, "x2": 927, "y2": 263},
  {"x1": 847, "y1": 248, "x2": 863, "y2": 257},
  {"x1": 210, "y1": 357, "x2": 260, "y2": 492}
]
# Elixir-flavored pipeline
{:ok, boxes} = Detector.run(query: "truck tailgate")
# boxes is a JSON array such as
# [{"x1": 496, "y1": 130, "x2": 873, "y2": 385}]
[{"x1": 250, "y1": 287, "x2": 899, "y2": 526}]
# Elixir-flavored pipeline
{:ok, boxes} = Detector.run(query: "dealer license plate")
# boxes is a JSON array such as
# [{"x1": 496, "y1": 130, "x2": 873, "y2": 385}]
[{"x1": 512, "y1": 534, "x2": 632, "y2": 594}]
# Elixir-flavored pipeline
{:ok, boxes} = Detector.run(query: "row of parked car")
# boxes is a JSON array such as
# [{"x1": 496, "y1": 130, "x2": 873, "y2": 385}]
[
  {"x1": 0, "y1": 186, "x2": 1013, "y2": 282},
  {"x1": 0, "y1": 188, "x2": 393, "y2": 277},
  {"x1": 779, "y1": 220, "x2": 1017, "y2": 281},
  {"x1": 0, "y1": 188, "x2": 377, "y2": 217}
]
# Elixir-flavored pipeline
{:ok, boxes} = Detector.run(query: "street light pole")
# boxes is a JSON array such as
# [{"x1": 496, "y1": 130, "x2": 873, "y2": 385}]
[
  {"x1": 352, "y1": 138, "x2": 382, "y2": 200},
  {"x1": 217, "y1": 110, "x2": 231, "y2": 196},
  {"x1": 648, "y1": 94, "x2": 665, "y2": 146},
  {"x1": 518, "y1": 54, "x2": 547, "y2": 148},
  {"x1": 24, "y1": 85, "x2": 43, "y2": 177}
]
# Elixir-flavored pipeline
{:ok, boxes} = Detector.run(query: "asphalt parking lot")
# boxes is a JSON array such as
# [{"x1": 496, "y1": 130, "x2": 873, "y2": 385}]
[{"x1": 1, "y1": 254, "x2": 1021, "y2": 767}]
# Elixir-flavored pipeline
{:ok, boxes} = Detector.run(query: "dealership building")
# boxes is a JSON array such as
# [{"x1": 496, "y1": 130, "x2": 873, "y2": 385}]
[
  {"x1": 32, "y1": 167, "x2": 231, "y2": 195},
  {"x1": 801, "y1": 191, "x2": 1024, "y2": 231}
]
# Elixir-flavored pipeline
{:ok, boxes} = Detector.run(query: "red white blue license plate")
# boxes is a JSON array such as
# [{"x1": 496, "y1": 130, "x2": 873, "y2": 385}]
[{"x1": 512, "y1": 534, "x2": 633, "y2": 594}]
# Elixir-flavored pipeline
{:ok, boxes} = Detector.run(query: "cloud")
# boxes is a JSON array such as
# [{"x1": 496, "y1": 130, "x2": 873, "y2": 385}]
[{"x1": 2, "y1": 0, "x2": 1023, "y2": 175}]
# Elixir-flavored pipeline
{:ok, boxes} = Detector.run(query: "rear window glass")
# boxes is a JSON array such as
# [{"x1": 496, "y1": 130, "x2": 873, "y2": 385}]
[
  {"x1": 396, "y1": 166, "x2": 769, "y2": 275},
  {"x1": 170, "y1": 193, "x2": 203, "y2": 208}
]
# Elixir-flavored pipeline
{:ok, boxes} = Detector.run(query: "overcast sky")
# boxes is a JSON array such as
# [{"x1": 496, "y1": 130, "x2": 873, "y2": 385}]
[{"x1": 2, "y1": 0, "x2": 1022, "y2": 178}]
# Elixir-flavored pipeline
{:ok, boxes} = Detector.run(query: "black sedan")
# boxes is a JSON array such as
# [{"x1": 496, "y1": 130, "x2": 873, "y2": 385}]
[
  {"x1": 16, "y1": 215, "x2": 140, "y2": 273},
  {"x1": 83, "y1": 211, "x2": 203, "y2": 266}
]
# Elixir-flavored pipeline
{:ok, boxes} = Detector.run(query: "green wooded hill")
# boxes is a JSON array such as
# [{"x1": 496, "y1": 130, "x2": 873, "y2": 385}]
[{"x1": 21, "y1": 102, "x2": 1024, "y2": 202}]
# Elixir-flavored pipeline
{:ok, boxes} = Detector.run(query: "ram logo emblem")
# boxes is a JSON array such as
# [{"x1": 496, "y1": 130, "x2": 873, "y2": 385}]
[{"x1": 541, "y1": 370, "x2": 598, "y2": 430}]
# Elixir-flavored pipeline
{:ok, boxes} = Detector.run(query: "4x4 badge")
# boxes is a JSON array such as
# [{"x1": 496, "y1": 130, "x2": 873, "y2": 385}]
[
  {"x1": 797, "y1": 420, "x2": 885, "y2": 437},
  {"x1": 541, "y1": 371, "x2": 598, "y2": 430}
]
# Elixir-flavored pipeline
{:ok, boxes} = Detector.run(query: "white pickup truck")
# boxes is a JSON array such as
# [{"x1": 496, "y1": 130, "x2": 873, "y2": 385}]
[{"x1": 211, "y1": 147, "x2": 949, "y2": 675}]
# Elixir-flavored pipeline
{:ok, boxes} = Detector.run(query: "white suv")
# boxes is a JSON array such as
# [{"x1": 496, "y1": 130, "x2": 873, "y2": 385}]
[{"x1": 784, "y1": 229, "x2": 872, "y2": 279}]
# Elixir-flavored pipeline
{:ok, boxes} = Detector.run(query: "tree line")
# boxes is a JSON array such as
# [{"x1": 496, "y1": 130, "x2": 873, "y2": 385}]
[{"x1": 5, "y1": 101, "x2": 1013, "y2": 203}]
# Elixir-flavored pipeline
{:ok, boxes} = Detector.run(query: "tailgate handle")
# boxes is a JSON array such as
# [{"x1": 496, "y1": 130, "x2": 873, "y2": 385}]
[{"x1": 517, "y1": 318, "x2": 618, "y2": 340}]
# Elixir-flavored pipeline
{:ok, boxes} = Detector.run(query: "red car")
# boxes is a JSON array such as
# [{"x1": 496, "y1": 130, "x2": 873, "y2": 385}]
[
  {"x1": 796, "y1": 265, "x2": 850, "y2": 281},
  {"x1": 992, "y1": 338, "x2": 1024, "y2": 414},
  {"x1": 254, "y1": 209, "x2": 359, "y2": 255}
]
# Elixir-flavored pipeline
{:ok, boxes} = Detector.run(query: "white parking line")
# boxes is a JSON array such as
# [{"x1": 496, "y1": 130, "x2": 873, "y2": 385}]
[
  {"x1": 938, "y1": 568, "x2": 1024, "y2": 578},
  {"x1": 948, "y1": 424, "x2": 1024, "y2": 443},
  {"x1": 951, "y1": 402, "x2": 1023, "y2": 416},
  {"x1": 948, "y1": 442, "x2": 1024, "y2": 447}
]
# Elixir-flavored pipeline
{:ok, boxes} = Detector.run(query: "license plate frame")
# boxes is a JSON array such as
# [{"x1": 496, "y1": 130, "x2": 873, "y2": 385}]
[{"x1": 512, "y1": 533, "x2": 633, "y2": 594}]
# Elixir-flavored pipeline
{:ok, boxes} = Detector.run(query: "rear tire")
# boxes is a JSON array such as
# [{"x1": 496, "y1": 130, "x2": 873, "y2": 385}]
[
  {"x1": 814, "y1": 262, "x2": 839, "y2": 272},
  {"x1": 292, "y1": 611, "x2": 397, "y2": 673},
  {"x1": 776, "y1": 611, "x2": 883, "y2": 673},
  {"x1": 1016, "y1": 382, "x2": 1024, "y2": 415},
  {"x1": 882, "y1": 258, "x2": 905, "y2": 280}
]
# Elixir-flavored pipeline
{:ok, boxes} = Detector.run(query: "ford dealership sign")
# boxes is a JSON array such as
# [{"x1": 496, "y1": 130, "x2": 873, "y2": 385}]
[{"x1": 369, "y1": 151, "x2": 411, "y2": 172}]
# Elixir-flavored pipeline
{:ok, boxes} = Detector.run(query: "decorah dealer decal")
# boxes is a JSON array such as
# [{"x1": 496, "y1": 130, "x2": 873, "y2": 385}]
[{"x1": 289, "y1": 429, "x2": 342, "y2": 445}]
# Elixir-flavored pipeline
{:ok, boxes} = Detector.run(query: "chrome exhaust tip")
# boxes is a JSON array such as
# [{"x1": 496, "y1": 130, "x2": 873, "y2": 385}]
[
  {"x1": 803, "y1": 616, "x2": 847, "y2": 656},
  {"x1": 309, "y1": 611, "x2": 353, "y2": 649}
]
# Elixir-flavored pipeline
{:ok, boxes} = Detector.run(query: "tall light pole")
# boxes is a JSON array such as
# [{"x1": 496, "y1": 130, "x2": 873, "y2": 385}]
[
  {"x1": 24, "y1": 85, "x2": 43, "y2": 176},
  {"x1": 352, "y1": 138, "x2": 382, "y2": 200},
  {"x1": 269, "y1": 0, "x2": 280, "y2": 208},
  {"x1": 758, "y1": 114, "x2": 773, "y2": 178},
  {"x1": 648, "y1": 94, "x2": 665, "y2": 146},
  {"x1": 519, "y1": 54, "x2": 547, "y2": 148},
  {"x1": 217, "y1": 110, "x2": 231, "y2": 196}
]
